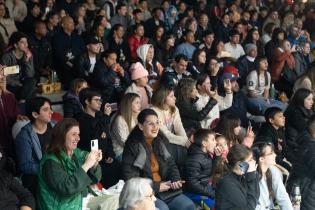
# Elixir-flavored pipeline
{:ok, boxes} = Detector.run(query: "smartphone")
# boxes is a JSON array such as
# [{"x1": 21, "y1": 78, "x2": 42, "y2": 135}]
[
  {"x1": 108, "y1": 103, "x2": 118, "y2": 111},
  {"x1": 91, "y1": 139, "x2": 99, "y2": 151},
  {"x1": 239, "y1": 161, "x2": 249, "y2": 174},
  {"x1": 3, "y1": 66, "x2": 19, "y2": 76}
]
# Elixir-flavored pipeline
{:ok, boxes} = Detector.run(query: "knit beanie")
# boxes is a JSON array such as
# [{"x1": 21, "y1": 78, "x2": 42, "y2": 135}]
[
  {"x1": 244, "y1": 43, "x2": 257, "y2": 54},
  {"x1": 130, "y1": 62, "x2": 149, "y2": 80}
]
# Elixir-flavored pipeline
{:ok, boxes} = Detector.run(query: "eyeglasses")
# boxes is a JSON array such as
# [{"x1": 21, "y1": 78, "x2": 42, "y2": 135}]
[
  {"x1": 145, "y1": 192, "x2": 155, "y2": 201},
  {"x1": 264, "y1": 151, "x2": 275, "y2": 157},
  {"x1": 92, "y1": 98, "x2": 103, "y2": 103},
  {"x1": 145, "y1": 120, "x2": 161, "y2": 127}
]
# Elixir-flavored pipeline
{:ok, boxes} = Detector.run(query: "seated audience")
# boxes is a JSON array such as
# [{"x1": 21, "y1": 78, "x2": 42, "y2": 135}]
[
  {"x1": 62, "y1": 78, "x2": 88, "y2": 118},
  {"x1": 293, "y1": 66, "x2": 315, "y2": 95},
  {"x1": 184, "y1": 129, "x2": 216, "y2": 210},
  {"x1": 125, "y1": 62, "x2": 152, "y2": 110},
  {"x1": 252, "y1": 142, "x2": 293, "y2": 210},
  {"x1": 92, "y1": 49, "x2": 131, "y2": 103},
  {"x1": 118, "y1": 178, "x2": 156, "y2": 210},
  {"x1": 175, "y1": 78, "x2": 218, "y2": 136},
  {"x1": 195, "y1": 73, "x2": 233, "y2": 129},
  {"x1": 213, "y1": 144, "x2": 259, "y2": 210},
  {"x1": 37, "y1": 118, "x2": 102, "y2": 210},
  {"x1": 1, "y1": 32, "x2": 36, "y2": 102},
  {"x1": 215, "y1": 113, "x2": 255, "y2": 148},
  {"x1": 15, "y1": 97, "x2": 53, "y2": 195},
  {"x1": 284, "y1": 88, "x2": 314, "y2": 163},
  {"x1": 151, "y1": 85, "x2": 188, "y2": 169},
  {"x1": 0, "y1": 67, "x2": 23, "y2": 157},
  {"x1": 0, "y1": 147, "x2": 35, "y2": 210},
  {"x1": 122, "y1": 109, "x2": 195, "y2": 210},
  {"x1": 111, "y1": 93, "x2": 141, "y2": 160},
  {"x1": 245, "y1": 56, "x2": 285, "y2": 115},
  {"x1": 76, "y1": 88, "x2": 118, "y2": 188},
  {"x1": 256, "y1": 107, "x2": 291, "y2": 171},
  {"x1": 160, "y1": 54, "x2": 191, "y2": 88}
]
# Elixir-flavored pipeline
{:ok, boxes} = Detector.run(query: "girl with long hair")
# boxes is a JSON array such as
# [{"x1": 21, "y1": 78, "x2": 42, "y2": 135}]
[
  {"x1": 151, "y1": 85, "x2": 188, "y2": 147},
  {"x1": 215, "y1": 113, "x2": 254, "y2": 147},
  {"x1": 175, "y1": 78, "x2": 218, "y2": 136},
  {"x1": 285, "y1": 88, "x2": 314, "y2": 163},
  {"x1": 110, "y1": 93, "x2": 141, "y2": 160},
  {"x1": 252, "y1": 142, "x2": 293, "y2": 210}
]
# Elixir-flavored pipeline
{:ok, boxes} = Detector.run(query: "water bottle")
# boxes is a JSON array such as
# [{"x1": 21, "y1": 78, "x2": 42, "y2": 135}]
[
  {"x1": 270, "y1": 84, "x2": 276, "y2": 99},
  {"x1": 291, "y1": 185, "x2": 301, "y2": 210}
]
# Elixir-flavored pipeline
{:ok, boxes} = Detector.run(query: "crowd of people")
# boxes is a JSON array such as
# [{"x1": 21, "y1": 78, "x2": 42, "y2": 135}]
[{"x1": 1, "y1": 0, "x2": 315, "y2": 209}]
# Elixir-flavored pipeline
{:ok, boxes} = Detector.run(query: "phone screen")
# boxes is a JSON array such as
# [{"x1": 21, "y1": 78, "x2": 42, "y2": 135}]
[
  {"x1": 239, "y1": 161, "x2": 249, "y2": 174},
  {"x1": 91, "y1": 139, "x2": 99, "y2": 151}
]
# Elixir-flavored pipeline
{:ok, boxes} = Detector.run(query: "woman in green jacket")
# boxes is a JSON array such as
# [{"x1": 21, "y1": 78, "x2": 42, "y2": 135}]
[{"x1": 37, "y1": 118, "x2": 102, "y2": 210}]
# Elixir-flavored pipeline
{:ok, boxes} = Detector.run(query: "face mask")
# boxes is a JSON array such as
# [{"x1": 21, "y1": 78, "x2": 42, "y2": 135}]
[{"x1": 239, "y1": 161, "x2": 249, "y2": 174}]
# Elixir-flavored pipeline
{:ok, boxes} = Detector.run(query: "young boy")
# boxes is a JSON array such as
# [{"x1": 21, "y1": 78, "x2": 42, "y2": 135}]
[
  {"x1": 257, "y1": 107, "x2": 291, "y2": 171},
  {"x1": 184, "y1": 129, "x2": 217, "y2": 209}
]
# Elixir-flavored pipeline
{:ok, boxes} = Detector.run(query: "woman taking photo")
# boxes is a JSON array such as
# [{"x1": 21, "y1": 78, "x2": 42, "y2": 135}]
[
  {"x1": 285, "y1": 88, "x2": 314, "y2": 163},
  {"x1": 195, "y1": 73, "x2": 233, "y2": 129},
  {"x1": 175, "y1": 78, "x2": 218, "y2": 136},
  {"x1": 214, "y1": 144, "x2": 259, "y2": 210},
  {"x1": 111, "y1": 93, "x2": 141, "y2": 160},
  {"x1": 215, "y1": 113, "x2": 255, "y2": 148},
  {"x1": 252, "y1": 142, "x2": 293, "y2": 210},
  {"x1": 122, "y1": 109, "x2": 195, "y2": 210},
  {"x1": 37, "y1": 118, "x2": 102, "y2": 210}
]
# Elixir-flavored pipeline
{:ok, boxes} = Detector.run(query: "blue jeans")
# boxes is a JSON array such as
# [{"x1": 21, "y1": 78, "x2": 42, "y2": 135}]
[
  {"x1": 185, "y1": 192, "x2": 215, "y2": 210},
  {"x1": 247, "y1": 95, "x2": 286, "y2": 115},
  {"x1": 155, "y1": 194, "x2": 195, "y2": 210}
]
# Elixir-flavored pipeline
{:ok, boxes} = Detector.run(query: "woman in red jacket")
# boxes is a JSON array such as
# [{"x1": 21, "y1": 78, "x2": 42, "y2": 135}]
[{"x1": 271, "y1": 39, "x2": 296, "y2": 97}]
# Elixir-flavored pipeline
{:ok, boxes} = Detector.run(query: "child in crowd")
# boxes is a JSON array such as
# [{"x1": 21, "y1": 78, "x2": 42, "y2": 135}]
[
  {"x1": 257, "y1": 107, "x2": 291, "y2": 171},
  {"x1": 184, "y1": 129, "x2": 217, "y2": 210},
  {"x1": 125, "y1": 62, "x2": 152, "y2": 110}
]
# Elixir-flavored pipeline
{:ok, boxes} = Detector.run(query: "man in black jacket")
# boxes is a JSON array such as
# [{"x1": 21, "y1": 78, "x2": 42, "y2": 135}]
[
  {"x1": 160, "y1": 54, "x2": 191, "y2": 88},
  {"x1": 184, "y1": 129, "x2": 217, "y2": 209},
  {"x1": 28, "y1": 21, "x2": 52, "y2": 82},
  {"x1": 75, "y1": 36, "x2": 101, "y2": 84},
  {"x1": 91, "y1": 49, "x2": 131, "y2": 103},
  {"x1": 52, "y1": 16, "x2": 85, "y2": 88},
  {"x1": 144, "y1": 7, "x2": 165, "y2": 39},
  {"x1": 76, "y1": 88, "x2": 119, "y2": 188},
  {"x1": 237, "y1": 43, "x2": 257, "y2": 88}
]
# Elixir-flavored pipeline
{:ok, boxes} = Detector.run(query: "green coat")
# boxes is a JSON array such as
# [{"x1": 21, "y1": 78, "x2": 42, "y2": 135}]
[{"x1": 37, "y1": 148, "x2": 102, "y2": 210}]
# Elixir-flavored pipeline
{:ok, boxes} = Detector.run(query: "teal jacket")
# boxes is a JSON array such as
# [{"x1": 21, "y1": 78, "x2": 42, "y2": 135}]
[{"x1": 37, "y1": 148, "x2": 102, "y2": 210}]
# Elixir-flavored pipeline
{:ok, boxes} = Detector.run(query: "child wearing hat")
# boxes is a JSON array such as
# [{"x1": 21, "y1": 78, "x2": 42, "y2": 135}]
[{"x1": 125, "y1": 62, "x2": 152, "y2": 110}]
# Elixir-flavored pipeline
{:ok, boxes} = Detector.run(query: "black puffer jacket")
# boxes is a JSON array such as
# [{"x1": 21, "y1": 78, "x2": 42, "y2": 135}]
[
  {"x1": 184, "y1": 144, "x2": 216, "y2": 198},
  {"x1": 284, "y1": 106, "x2": 313, "y2": 163},
  {"x1": 0, "y1": 170, "x2": 35, "y2": 210},
  {"x1": 122, "y1": 127, "x2": 181, "y2": 194},
  {"x1": 290, "y1": 132, "x2": 315, "y2": 210},
  {"x1": 215, "y1": 172, "x2": 260, "y2": 210},
  {"x1": 176, "y1": 97, "x2": 217, "y2": 134}
]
